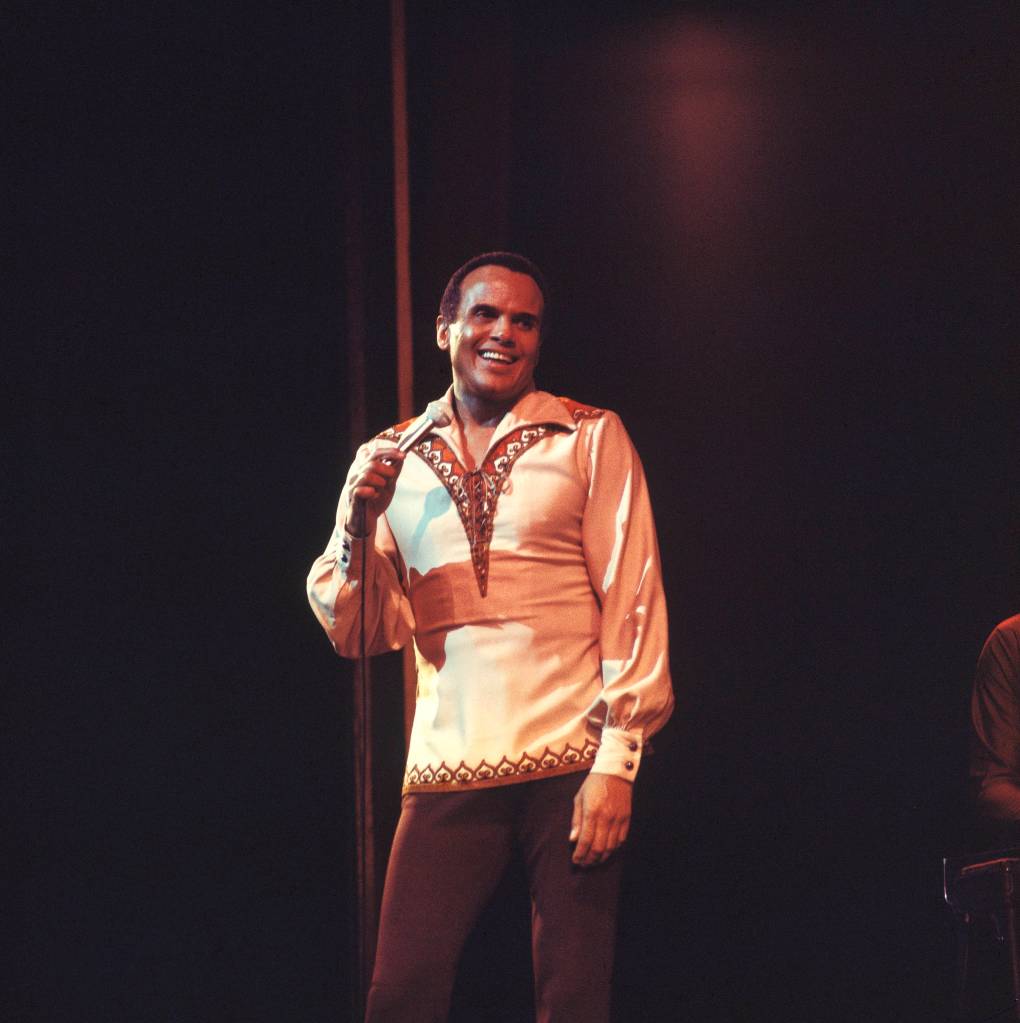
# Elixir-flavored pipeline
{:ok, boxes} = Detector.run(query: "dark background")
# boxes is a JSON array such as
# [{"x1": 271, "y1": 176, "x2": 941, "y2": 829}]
[{"x1": 11, "y1": 1, "x2": 1018, "y2": 1021}]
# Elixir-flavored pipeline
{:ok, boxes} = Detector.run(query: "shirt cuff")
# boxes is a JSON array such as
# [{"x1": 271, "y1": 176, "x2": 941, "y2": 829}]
[
  {"x1": 591, "y1": 726, "x2": 644, "y2": 781},
  {"x1": 335, "y1": 525, "x2": 372, "y2": 577}
]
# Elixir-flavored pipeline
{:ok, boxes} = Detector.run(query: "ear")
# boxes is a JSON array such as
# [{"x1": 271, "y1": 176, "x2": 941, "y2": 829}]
[{"x1": 436, "y1": 314, "x2": 450, "y2": 351}]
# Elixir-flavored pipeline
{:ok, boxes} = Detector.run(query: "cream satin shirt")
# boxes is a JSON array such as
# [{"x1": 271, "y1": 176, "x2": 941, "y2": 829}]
[{"x1": 307, "y1": 388, "x2": 674, "y2": 793}]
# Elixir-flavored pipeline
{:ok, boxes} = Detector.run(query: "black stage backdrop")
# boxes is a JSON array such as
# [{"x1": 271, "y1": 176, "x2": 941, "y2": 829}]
[{"x1": 11, "y1": 3, "x2": 1018, "y2": 1021}]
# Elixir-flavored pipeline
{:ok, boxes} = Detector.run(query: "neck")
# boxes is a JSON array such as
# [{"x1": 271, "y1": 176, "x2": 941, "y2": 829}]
[{"x1": 452, "y1": 386, "x2": 533, "y2": 430}]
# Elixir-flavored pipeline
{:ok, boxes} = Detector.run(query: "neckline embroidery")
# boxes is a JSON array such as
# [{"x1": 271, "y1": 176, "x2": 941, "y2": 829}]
[
  {"x1": 410, "y1": 424, "x2": 560, "y2": 596},
  {"x1": 378, "y1": 398, "x2": 605, "y2": 597}
]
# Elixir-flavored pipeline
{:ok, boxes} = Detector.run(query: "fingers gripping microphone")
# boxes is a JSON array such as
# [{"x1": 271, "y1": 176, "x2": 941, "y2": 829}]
[{"x1": 349, "y1": 401, "x2": 452, "y2": 536}]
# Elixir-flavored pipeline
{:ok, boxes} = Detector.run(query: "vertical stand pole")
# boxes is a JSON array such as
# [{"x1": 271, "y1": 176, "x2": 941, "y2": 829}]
[
  {"x1": 344, "y1": 31, "x2": 374, "y2": 1018},
  {"x1": 353, "y1": 553, "x2": 374, "y2": 1019},
  {"x1": 390, "y1": 0, "x2": 417, "y2": 747},
  {"x1": 391, "y1": 0, "x2": 413, "y2": 425},
  {"x1": 344, "y1": 8, "x2": 414, "y2": 1017}
]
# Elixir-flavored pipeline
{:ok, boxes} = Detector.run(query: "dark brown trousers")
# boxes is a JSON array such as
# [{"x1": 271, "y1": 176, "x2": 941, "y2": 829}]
[{"x1": 365, "y1": 771, "x2": 624, "y2": 1023}]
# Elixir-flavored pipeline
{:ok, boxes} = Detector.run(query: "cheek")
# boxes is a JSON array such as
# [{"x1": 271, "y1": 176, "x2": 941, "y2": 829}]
[{"x1": 452, "y1": 342, "x2": 475, "y2": 369}]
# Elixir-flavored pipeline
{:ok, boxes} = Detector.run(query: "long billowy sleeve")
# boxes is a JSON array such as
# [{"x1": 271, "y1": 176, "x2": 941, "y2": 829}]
[
  {"x1": 971, "y1": 619, "x2": 1020, "y2": 821},
  {"x1": 306, "y1": 452, "x2": 415, "y2": 658},
  {"x1": 581, "y1": 411, "x2": 675, "y2": 781}
]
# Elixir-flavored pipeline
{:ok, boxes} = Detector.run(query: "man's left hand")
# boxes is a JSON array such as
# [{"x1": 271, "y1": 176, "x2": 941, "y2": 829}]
[{"x1": 570, "y1": 772, "x2": 632, "y2": 867}]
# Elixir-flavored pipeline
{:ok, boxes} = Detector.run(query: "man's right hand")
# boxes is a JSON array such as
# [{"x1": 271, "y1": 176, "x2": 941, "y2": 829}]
[{"x1": 344, "y1": 441, "x2": 406, "y2": 536}]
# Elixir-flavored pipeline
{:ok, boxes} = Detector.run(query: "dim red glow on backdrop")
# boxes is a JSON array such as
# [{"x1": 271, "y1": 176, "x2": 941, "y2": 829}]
[{"x1": 610, "y1": 19, "x2": 804, "y2": 291}]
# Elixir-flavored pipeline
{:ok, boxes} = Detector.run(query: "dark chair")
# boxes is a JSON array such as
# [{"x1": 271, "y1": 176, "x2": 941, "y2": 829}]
[{"x1": 944, "y1": 850, "x2": 1020, "y2": 1021}]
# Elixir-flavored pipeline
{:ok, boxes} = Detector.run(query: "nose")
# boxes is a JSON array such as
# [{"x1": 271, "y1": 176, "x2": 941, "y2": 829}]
[{"x1": 491, "y1": 315, "x2": 515, "y2": 344}]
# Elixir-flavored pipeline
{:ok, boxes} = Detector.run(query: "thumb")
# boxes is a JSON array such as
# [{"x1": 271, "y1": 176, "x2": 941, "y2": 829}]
[{"x1": 569, "y1": 794, "x2": 582, "y2": 842}]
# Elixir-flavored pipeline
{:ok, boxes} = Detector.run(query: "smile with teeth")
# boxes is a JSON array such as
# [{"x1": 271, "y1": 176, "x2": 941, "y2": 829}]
[{"x1": 479, "y1": 350, "x2": 515, "y2": 364}]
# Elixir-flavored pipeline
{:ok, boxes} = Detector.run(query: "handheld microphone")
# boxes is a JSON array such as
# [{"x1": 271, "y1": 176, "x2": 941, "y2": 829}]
[
  {"x1": 348, "y1": 401, "x2": 452, "y2": 535},
  {"x1": 393, "y1": 400, "x2": 452, "y2": 453}
]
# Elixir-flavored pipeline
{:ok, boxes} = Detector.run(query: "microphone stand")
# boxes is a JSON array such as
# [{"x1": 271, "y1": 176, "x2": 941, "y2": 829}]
[
  {"x1": 347, "y1": 405, "x2": 449, "y2": 1016},
  {"x1": 350, "y1": 498, "x2": 376, "y2": 1020}
]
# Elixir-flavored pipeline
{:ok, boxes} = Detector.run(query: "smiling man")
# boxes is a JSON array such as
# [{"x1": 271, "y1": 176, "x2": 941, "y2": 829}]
[{"x1": 307, "y1": 251, "x2": 674, "y2": 1023}]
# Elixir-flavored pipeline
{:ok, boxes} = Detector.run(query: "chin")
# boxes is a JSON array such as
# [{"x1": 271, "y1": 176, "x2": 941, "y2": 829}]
[{"x1": 473, "y1": 378, "x2": 518, "y2": 398}]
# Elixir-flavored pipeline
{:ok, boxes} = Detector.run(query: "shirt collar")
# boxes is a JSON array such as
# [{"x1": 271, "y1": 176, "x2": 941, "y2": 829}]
[{"x1": 432, "y1": 386, "x2": 578, "y2": 446}]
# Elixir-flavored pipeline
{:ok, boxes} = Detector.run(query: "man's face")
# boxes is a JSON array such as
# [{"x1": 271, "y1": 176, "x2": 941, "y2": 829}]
[{"x1": 437, "y1": 264, "x2": 543, "y2": 411}]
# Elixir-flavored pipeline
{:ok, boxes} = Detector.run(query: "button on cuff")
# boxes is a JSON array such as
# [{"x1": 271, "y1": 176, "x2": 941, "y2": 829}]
[
  {"x1": 591, "y1": 726, "x2": 644, "y2": 780},
  {"x1": 336, "y1": 527, "x2": 371, "y2": 578}
]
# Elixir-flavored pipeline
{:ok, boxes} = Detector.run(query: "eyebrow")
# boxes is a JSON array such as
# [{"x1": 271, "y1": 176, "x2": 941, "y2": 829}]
[{"x1": 469, "y1": 303, "x2": 539, "y2": 324}]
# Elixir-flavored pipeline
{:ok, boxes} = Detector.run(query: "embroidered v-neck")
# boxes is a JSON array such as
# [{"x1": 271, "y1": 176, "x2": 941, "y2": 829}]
[
  {"x1": 410, "y1": 425, "x2": 560, "y2": 596},
  {"x1": 377, "y1": 393, "x2": 605, "y2": 598}
]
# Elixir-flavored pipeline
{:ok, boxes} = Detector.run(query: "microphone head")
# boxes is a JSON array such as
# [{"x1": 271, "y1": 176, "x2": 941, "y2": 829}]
[{"x1": 424, "y1": 400, "x2": 452, "y2": 428}]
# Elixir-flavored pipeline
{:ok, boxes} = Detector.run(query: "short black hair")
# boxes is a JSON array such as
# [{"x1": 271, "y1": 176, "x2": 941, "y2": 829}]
[{"x1": 438, "y1": 251, "x2": 548, "y2": 327}]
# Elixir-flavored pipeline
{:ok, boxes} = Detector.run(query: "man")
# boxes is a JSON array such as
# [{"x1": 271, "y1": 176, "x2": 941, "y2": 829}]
[
  {"x1": 307, "y1": 251, "x2": 674, "y2": 1022},
  {"x1": 971, "y1": 614, "x2": 1020, "y2": 828}
]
